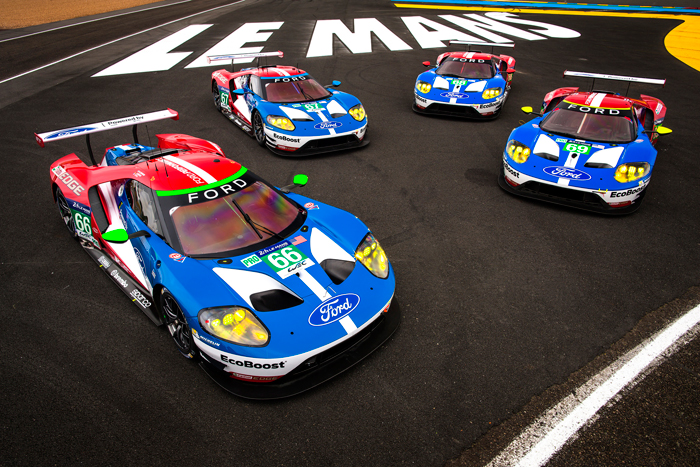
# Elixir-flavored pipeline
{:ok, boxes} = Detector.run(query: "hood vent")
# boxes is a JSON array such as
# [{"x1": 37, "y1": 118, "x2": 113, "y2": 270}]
[
  {"x1": 250, "y1": 290, "x2": 304, "y2": 312},
  {"x1": 320, "y1": 259, "x2": 355, "y2": 285}
]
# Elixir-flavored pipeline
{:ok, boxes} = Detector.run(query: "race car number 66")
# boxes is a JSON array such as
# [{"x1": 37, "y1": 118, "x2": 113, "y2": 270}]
[{"x1": 267, "y1": 247, "x2": 303, "y2": 268}]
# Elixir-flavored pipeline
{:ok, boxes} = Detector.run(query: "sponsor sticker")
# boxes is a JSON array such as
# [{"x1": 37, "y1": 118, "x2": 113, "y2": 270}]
[
  {"x1": 240, "y1": 254, "x2": 261, "y2": 267},
  {"x1": 304, "y1": 202, "x2": 319, "y2": 210},
  {"x1": 130, "y1": 289, "x2": 152, "y2": 308},
  {"x1": 221, "y1": 354, "x2": 286, "y2": 369},
  {"x1": 169, "y1": 252, "x2": 186, "y2": 263},
  {"x1": 98, "y1": 256, "x2": 111, "y2": 268},
  {"x1": 273, "y1": 133, "x2": 301, "y2": 144},
  {"x1": 52, "y1": 165, "x2": 85, "y2": 196},
  {"x1": 610, "y1": 184, "x2": 646, "y2": 198},
  {"x1": 308, "y1": 293, "x2": 360, "y2": 326}
]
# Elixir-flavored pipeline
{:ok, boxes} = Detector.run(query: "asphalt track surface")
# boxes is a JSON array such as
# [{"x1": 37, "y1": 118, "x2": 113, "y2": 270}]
[{"x1": 1, "y1": 0, "x2": 699, "y2": 465}]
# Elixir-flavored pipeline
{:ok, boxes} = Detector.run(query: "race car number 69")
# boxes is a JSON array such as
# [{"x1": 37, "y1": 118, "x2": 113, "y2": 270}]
[{"x1": 268, "y1": 247, "x2": 303, "y2": 268}]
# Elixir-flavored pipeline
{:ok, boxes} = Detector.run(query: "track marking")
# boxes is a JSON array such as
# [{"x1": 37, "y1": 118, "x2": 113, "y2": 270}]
[
  {"x1": 0, "y1": 0, "x2": 245, "y2": 85},
  {"x1": 394, "y1": 3, "x2": 700, "y2": 72},
  {"x1": 486, "y1": 303, "x2": 700, "y2": 467},
  {"x1": 0, "y1": 0, "x2": 192, "y2": 43}
]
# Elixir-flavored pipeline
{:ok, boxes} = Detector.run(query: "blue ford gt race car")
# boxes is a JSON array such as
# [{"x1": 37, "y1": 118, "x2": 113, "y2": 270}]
[
  {"x1": 413, "y1": 41, "x2": 515, "y2": 119},
  {"x1": 37, "y1": 109, "x2": 398, "y2": 399},
  {"x1": 499, "y1": 71, "x2": 672, "y2": 214},
  {"x1": 210, "y1": 51, "x2": 369, "y2": 156}
]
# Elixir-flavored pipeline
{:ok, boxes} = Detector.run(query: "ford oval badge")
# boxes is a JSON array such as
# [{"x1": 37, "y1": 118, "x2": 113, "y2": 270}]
[
  {"x1": 440, "y1": 92, "x2": 468, "y2": 99},
  {"x1": 543, "y1": 166, "x2": 591, "y2": 181},
  {"x1": 308, "y1": 293, "x2": 360, "y2": 326},
  {"x1": 314, "y1": 121, "x2": 342, "y2": 130}
]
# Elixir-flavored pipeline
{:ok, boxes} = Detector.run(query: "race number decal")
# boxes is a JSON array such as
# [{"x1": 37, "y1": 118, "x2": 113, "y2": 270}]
[
  {"x1": 563, "y1": 142, "x2": 591, "y2": 155},
  {"x1": 257, "y1": 241, "x2": 314, "y2": 278},
  {"x1": 220, "y1": 91, "x2": 229, "y2": 108},
  {"x1": 303, "y1": 102, "x2": 323, "y2": 111}
]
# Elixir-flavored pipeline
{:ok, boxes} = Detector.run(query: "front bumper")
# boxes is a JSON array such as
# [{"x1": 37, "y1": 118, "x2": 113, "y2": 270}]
[
  {"x1": 498, "y1": 159, "x2": 648, "y2": 215},
  {"x1": 413, "y1": 92, "x2": 505, "y2": 119},
  {"x1": 264, "y1": 124, "x2": 369, "y2": 156},
  {"x1": 198, "y1": 299, "x2": 401, "y2": 399}
]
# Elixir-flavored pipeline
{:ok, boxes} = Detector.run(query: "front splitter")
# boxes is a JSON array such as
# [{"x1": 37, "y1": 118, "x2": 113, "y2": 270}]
[{"x1": 199, "y1": 299, "x2": 401, "y2": 399}]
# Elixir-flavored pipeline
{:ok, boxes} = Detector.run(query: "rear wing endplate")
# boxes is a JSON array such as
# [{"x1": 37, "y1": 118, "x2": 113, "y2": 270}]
[
  {"x1": 35, "y1": 108, "x2": 179, "y2": 165},
  {"x1": 564, "y1": 71, "x2": 665, "y2": 95}
]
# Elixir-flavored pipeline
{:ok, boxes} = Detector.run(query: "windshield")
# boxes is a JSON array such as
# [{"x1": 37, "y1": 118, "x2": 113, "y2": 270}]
[
  {"x1": 262, "y1": 75, "x2": 331, "y2": 103},
  {"x1": 436, "y1": 58, "x2": 493, "y2": 79},
  {"x1": 540, "y1": 108, "x2": 636, "y2": 143},
  {"x1": 164, "y1": 179, "x2": 302, "y2": 256}
]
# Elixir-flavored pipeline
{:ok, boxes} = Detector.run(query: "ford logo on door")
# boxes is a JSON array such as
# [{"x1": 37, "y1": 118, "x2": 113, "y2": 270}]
[
  {"x1": 308, "y1": 293, "x2": 360, "y2": 326},
  {"x1": 314, "y1": 121, "x2": 342, "y2": 130},
  {"x1": 543, "y1": 166, "x2": 592, "y2": 181}
]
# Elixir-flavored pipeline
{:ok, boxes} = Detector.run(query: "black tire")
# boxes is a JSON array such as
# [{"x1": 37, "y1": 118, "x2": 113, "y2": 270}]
[
  {"x1": 161, "y1": 288, "x2": 197, "y2": 359},
  {"x1": 253, "y1": 112, "x2": 266, "y2": 147},
  {"x1": 213, "y1": 82, "x2": 221, "y2": 111},
  {"x1": 55, "y1": 186, "x2": 77, "y2": 238}
]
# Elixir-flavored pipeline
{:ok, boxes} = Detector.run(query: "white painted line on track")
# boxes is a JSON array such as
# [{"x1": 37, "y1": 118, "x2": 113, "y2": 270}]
[
  {"x1": 487, "y1": 303, "x2": 700, "y2": 467},
  {"x1": 0, "y1": 0, "x2": 192, "y2": 43},
  {"x1": 0, "y1": 0, "x2": 245, "y2": 85}
]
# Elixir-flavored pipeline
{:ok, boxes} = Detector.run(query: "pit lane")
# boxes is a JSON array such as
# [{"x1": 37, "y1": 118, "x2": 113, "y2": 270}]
[{"x1": 1, "y1": 1, "x2": 699, "y2": 466}]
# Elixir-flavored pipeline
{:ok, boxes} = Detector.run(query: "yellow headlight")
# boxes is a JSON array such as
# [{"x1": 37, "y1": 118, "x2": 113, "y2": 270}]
[
  {"x1": 266, "y1": 115, "x2": 295, "y2": 131},
  {"x1": 614, "y1": 163, "x2": 650, "y2": 183},
  {"x1": 199, "y1": 307, "x2": 269, "y2": 347},
  {"x1": 355, "y1": 233, "x2": 389, "y2": 279},
  {"x1": 349, "y1": 104, "x2": 366, "y2": 121},
  {"x1": 506, "y1": 139, "x2": 531, "y2": 164},
  {"x1": 416, "y1": 81, "x2": 432, "y2": 94},
  {"x1": 482, "y1": 87, "x2": 502, "y2": 100}
]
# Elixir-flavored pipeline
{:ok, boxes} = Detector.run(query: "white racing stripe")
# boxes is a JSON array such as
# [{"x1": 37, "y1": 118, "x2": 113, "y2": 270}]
[
  {"x1": 339, "y1": 316, "x2": 357, "y2": 333},
  {"x1": 162, "y1": 155, "x2": 217, "y2": 183},
  {"x1": 297, "y1": 269, "x2": 331, "y2": 301},
  {"x1": 297, "y1": 270, "x2": 358, "y2": 335},
  {"x1": 314, "y1": 109, "x2": 337, "y2": 135},
  {"x1": 487, "y1": 303, "x2": 700, "y2": 467},
  {"x1": 590, "y1": 92, "x2": 606, "y2": 108}
]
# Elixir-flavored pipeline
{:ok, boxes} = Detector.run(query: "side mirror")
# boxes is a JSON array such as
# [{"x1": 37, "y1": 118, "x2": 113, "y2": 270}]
[
  {"x1": 325, "y1": 80, "x2": 341, "y2": 88},
  {"x1": 643, "y1": 125, "x2": 673, "y2": 136},
  {"x1": 280, "y1": 174, "x2": 309, "y2": 193},
  {"x1": 422, "y1": 61, "x2": 432, "y2": 67},
  {"x1": 232, "y1": 89, "x2": 246, "y2": 95},
  {"x1": 129, "y1": 230, "x2": 151, "y2": 239},
  {"x1": 521, "y1": 106, "x2": 542, "y2": 116},
  {"x1": 102, "y1": 229, "x2": 129, "y2": 243}
]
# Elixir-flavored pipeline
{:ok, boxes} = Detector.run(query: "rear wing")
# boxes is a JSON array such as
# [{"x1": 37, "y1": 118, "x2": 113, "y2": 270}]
[
  {"x1": 35, "y1": 109, "x2": 179, "y2": 165},
  {"x1": 208, "y1": 50, "x2": 284, "y2": 72},
  {"x1": 449, "y1": 40, "x2": 514, "y2": 48},
  {"x1": 563, "y1": 70, "x2": 665, "y2": 95}
]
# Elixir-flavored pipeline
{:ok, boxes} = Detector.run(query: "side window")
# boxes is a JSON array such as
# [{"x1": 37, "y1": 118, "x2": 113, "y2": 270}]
[
  {"x1": 128, "y1": 180, "x2": 162, "y2": 236},
  {"x1": 250, "y1": 75, "x2": 263, "y2": 97},
  {"x1": 239, "y1": 73, "x2": 250, "y2": 90}
]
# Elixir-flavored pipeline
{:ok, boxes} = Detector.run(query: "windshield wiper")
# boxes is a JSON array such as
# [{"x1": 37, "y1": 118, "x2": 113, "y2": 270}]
[
  {"x1": 230, "y1": 198, "x2": 263, "y2": 239},
  {"x1": 249, "y1": 219, "x2": 286, "y2": 243}
]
